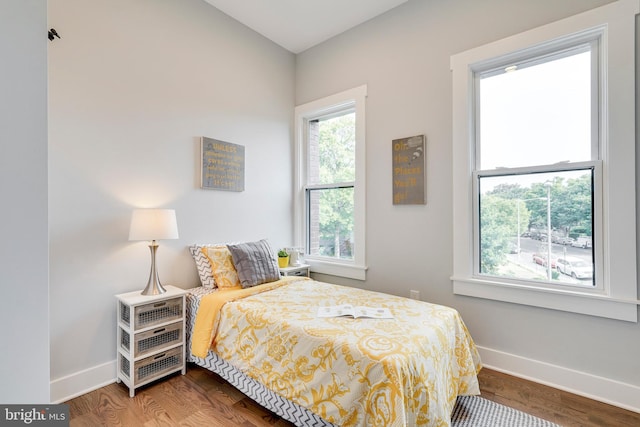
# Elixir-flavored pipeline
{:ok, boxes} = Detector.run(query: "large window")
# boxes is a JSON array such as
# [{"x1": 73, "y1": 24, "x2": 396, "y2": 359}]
[
  {"x1": 475, "y1": 42, "x2": 598, "y2": 290},
  {"x1": 451, "y1": 0, "x2": 638, "y2": 321},
  {"x1": 294, "y1": 86, "x2": 367, "y2": 280}
]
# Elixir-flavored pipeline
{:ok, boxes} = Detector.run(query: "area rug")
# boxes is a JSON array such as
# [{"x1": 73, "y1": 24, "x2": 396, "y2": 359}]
[{"x1": 453, "y1": 396, "x2": 561, "y2": 427}]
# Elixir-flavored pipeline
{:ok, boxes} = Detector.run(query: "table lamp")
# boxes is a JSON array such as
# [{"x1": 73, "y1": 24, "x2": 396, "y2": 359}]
[{"x1": 129, "y1": 209, "x2": 179, "y2": 295}]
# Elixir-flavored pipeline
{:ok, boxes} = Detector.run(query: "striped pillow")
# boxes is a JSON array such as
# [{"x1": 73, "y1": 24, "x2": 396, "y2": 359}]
[{"x1": 189, "y1": 244, "x2": 215, "y2": 288}]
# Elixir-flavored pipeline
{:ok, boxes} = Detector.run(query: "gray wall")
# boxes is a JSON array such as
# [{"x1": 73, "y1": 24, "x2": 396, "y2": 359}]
[
  {"x1": 298, "y1": 0, "x2": 640, "y2": 394},
  {"x1": 0, "y1": 0, "x2": 50, "y2": 403},
  {"x1": 48, "y1": 0, "x2": 295, "y2": 388}
]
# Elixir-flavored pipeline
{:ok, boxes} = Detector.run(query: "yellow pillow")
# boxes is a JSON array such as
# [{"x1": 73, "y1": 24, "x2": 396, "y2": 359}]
[{"x1": 202, "y1": 246, "x2": 242, "y2": 290}]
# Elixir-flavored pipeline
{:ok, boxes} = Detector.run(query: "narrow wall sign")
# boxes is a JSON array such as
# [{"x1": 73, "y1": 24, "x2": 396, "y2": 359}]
[
  {"x1": 200, "y1": 136, "x2": 245, "y2": 191},
  {"x1": 392, "y1": 134, "x2": 426, "y2": 205}
]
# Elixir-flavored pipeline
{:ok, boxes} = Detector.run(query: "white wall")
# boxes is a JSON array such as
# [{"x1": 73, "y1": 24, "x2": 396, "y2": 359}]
[
  {"x1": 48, "y1": 0, "x2": 295, "y2": 399},
  {"x1": 40, "y1": 0, "x2": 640, "y2": 410},
  {"x1": 297, "y1": 0, "x2": 640, "y2": 411},
  {"x1": 0, "y1": 0, "x2": 50, "y2": 403}
]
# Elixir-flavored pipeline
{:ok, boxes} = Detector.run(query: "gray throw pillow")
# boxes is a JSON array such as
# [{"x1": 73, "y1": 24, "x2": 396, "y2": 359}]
[{"x1": 227, "y1": 239, "x2": 281, "y2": 288}]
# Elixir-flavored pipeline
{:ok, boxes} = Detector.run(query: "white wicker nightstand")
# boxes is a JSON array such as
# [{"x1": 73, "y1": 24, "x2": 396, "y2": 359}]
[
  {"x1": 279, "y1": 264, "x2": 310, "y2": 278},
  {"x1": 115, "y1": 285, "x2": 186, "y2": 397}
]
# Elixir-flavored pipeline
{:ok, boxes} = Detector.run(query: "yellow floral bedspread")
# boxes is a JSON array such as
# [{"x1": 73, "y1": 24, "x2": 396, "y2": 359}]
[{"x1": 192, "y1": 278, "x2": 481, "y2": 427}]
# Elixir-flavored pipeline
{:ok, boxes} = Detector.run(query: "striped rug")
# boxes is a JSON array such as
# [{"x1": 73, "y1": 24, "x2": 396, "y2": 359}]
[{"x1": 453, "y1": 396, "x2": 561, "y2": 427}]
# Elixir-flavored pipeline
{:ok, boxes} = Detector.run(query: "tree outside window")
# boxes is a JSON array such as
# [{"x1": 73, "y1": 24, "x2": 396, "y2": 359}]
[{"x1": 308, "y1": 113, "x2": 355, "y2": 259}]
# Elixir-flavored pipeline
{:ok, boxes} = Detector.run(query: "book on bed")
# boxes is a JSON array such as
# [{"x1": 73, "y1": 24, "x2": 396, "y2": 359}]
[{"x1": 317, "y1": 304, "x2": 394, "y2": 319}]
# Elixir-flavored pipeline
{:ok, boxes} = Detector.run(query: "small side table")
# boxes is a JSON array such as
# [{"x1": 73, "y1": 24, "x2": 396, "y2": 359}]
[
  {"x1": 116, "y1": 285, "x2": 186, "y2": 397},
  {"x1": 279, "y1": 264, "x2": 311, "y2": 278}
]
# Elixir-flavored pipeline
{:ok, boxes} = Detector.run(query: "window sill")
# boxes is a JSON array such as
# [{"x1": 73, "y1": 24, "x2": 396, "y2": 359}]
[
  {"x1": 306, "y1": 258, "x2": 367, "y2": 280},
  {"x1": 452, "y1": 276, "x2": 638, "y2": 322}
]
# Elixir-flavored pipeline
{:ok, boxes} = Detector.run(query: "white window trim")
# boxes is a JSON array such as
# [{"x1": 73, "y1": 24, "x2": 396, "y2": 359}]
[
  {"x1": 294, "y1": 85, "x2": 368, "y2": 280},
  {"x1": 450, "y1": 0, "x2": 639, "y2": 322}
]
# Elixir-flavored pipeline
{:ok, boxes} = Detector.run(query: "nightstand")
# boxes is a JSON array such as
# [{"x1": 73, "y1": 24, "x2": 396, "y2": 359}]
[
  {"x1": 116, "y1": 285, "x2": 186, "y2": 397},
  {"x1": 279, "y1": 264, "x2": 311, "y2": 278}
]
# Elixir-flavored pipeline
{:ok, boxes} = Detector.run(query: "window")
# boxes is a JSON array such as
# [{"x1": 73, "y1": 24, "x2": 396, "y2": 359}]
[
  {"x1": 294, "y1": 86, "x2": 367, "y2": 280},
  {"x1": 477, "y1": 166, "x2": 597, "y2": 288},
  {"x1": 475, "y1": 42, "x2": 599, "y2": 290},
  {"x1": 451, "y1": 0, "x2": 638, "y2": 321},
  {"x1": 307, "y1": 113, "x2": 355, "y2": 260}
]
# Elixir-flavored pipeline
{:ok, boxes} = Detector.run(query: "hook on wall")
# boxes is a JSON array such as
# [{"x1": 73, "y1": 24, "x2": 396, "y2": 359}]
[{"x1": 48, "y1": 28, "x2": 61, "y2": 41}]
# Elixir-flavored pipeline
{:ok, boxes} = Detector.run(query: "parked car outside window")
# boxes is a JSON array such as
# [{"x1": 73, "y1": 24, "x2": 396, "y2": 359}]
[
  {"x1": 556, "y1": 256, "x2": 593, "y2": 279},
  {"x1": 532, "y1": 253, "x2": 557, "y2": 269},
  {"x1": 570, "y1": 236, "x2": 592, "y2": 248}
]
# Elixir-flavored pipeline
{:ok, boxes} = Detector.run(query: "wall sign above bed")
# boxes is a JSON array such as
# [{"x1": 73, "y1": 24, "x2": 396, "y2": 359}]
[
  {"x1": 392, "y1": 134, "x2": 426, "y2": 205},
  {"x1": 200, "y1": 136, "x2": 245, "y2": 192}
]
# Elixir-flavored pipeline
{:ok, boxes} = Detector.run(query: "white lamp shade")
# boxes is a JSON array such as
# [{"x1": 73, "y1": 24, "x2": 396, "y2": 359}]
[{"x1": 129, "y1": 209, "x2": 179, "y2": 241}]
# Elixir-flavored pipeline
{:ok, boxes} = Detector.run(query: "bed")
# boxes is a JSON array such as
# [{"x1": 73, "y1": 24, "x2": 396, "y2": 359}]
[{"x1": 186, "y1": 241, "x2": 481, "y2": 427}]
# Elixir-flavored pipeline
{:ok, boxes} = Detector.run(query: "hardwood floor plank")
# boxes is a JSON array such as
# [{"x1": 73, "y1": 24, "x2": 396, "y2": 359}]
[
  {"x1": 178, "y1": 408, "x2": 250, "y2": 427},
  {"x1": 231, "y1": 397, "x2": 288, "y2": 426},
  {"x1": 68, "y1": 412, "x2": 108, "y2": 427},
  {"x1": 477, "y1": 368, "x2": 640, "y2": 427},
  {"x1": 67, "y1": 364, "x2": 640, "y2": 426}
]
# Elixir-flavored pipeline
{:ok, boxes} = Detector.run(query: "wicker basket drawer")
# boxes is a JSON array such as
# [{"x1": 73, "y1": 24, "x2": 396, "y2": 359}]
[
  {"x1": 120, "y1": 321, "x2": 183, "y2": 358},
  {"x1": 120, "y1": 346, "x2": 184, "y2": 384},
  {"x1": 133, "y1": 297, "x2": 183, "y2": 329}
]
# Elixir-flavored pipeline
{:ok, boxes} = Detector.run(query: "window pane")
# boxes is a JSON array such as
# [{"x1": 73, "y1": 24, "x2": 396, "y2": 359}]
[
  {"x1": 479, "y1": 49, "x2": 592, "y2": 169},
  {"x1": 309, "y1": 112, "x2": 355, "y2": 185},
  {"x1": 308, "y1": 187, "x2": 354, "y2": 260},
  {"x1": 478, "y1": 169, "x2": 594, "y2": 287}
]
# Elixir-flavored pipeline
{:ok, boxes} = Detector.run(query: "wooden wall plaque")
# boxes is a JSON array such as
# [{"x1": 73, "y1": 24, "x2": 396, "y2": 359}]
[
  {"x1": 200, "y1": 137, "x2": 245, "y2": 192},
  {"x1": 392, "y1": 135, "x2": 425, "y2": 205}
]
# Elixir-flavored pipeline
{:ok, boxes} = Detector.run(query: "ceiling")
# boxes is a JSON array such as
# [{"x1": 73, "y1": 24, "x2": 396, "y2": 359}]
[{"x1": 202, "y1": 0, "x2": 409, "y2": 54}]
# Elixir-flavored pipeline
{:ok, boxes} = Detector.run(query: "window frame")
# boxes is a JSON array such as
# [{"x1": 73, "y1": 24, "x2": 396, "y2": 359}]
[
  {"x1": 450, "y1": 0, "x2": 638, "y2": 321},
  {"x1": 294, "y1": 85, "x2": 367, "y2": 280}
]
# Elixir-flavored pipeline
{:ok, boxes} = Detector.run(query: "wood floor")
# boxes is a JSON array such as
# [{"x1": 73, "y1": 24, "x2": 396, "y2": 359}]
[{"x1": 67, "y1": 364, "x2": 640, "y2": 426}]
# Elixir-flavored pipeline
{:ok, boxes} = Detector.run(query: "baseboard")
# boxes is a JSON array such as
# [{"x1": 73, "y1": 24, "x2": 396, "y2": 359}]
[
  {"x1": 50, "y1": 360, "x2": 116, "y2": 404},
  {"x1": 477, "y1": 345, "x2": 640, "y2": 414}
]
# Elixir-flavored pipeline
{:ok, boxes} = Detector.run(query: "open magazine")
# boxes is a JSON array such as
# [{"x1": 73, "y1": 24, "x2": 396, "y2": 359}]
[{"x1": 317, "y1": 304, "x2": 394, "y2": 319}]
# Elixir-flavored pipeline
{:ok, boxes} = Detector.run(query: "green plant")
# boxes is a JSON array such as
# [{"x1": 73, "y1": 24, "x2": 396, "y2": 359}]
[{"x1": 277, "y1": 249, "x2": 288, "y2": 258}]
